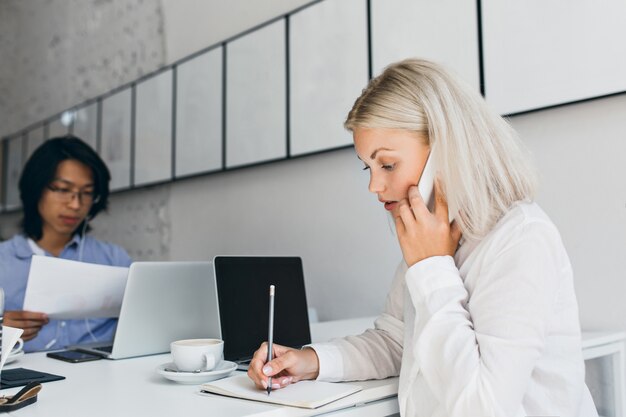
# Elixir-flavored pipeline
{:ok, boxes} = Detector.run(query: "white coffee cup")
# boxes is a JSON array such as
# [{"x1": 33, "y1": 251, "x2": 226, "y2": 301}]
[
  {"x1": 1, "y1": 326, "x2": 25, "y2": 357},
  {"x1": 170, "y1": 338, "x2": 224, "y2": 372}
]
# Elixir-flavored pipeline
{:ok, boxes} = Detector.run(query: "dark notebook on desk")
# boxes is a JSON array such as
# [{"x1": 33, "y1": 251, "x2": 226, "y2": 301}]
[
  {"x1": 213, "y1": 256, "x2": 312, "y2": 369},
  {"x1": 0, "y1": 368, "x2": 65, "y2": 389}
]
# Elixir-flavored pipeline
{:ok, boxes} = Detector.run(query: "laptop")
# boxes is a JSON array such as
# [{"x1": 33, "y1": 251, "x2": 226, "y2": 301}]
[
  {"x1": 213, "y1": 256, "x2": 311, "y2": 369},
  {"x1": 75, "y1": 262, "x2": 220, "y2": 359}
]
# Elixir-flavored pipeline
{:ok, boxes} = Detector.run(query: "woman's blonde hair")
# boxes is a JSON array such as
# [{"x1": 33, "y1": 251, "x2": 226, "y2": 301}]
[{"x1": 345, "y1": 58, "x2": 537, "y2": 240}]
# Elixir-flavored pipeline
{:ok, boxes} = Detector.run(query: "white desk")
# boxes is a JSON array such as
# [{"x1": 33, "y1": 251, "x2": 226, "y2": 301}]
[
  {"x1": 2, "y1": 318, "x2": 399, "y2": 417},
  {"x1": 4, "y1": 318, "x2": 622, "y2": 417},
  {"x1": 582, "y1": 331, "x2": 626, "y2": 417}
]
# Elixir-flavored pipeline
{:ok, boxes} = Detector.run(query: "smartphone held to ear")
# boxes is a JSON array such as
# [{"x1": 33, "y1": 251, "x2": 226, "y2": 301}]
[
  {"x1": 417, "y1": 155, "x2": 437, "y2": 212},
  {"x1": 417, "y1": 155, "x2": 454, "y2": 222}
]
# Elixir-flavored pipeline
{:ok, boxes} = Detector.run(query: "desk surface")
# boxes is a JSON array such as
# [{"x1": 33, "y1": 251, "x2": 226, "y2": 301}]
[
  {"x1": 2, "y1": 318, "x2": 399, "y2": 417},
  {"x1": 3, "y1": 317, "x2": 621, "y2": 417},
  {"x1": 581, "y1": 331, "x2": 626, "y2": 349}
]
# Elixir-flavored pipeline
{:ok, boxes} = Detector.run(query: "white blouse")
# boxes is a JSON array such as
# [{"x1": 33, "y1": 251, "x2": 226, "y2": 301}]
[{"x1": 310, "y1": 202, "x2": 597, "y2": 417}]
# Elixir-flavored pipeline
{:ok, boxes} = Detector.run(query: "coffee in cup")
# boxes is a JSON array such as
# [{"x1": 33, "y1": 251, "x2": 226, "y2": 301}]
[{"x1": 170, "y1": 338, "x2": 223, "y2": 372}]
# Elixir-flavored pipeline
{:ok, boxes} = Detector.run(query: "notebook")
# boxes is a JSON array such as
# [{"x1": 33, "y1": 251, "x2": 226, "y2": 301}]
[
  {"x1": 213, "y1": 256, "x2": 311, "y2": 369},
  {"x1": 200, "y1": 373, "x2": 361, "y2": 409},
  {"x1": 74, "y1": 262, "x2": 220, "y2": 359},
  {"x1": 0, "y1": 368, "x2": 65, "y2": 389}
]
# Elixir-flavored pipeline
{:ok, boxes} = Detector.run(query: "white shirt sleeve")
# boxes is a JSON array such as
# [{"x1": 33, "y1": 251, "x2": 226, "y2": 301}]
[
  {"x1": 408, "y1": 219, "x2": 565, "y2": 417},
  {"x1": 309, "y1": 261, "x2": 406, "y2": 382}
]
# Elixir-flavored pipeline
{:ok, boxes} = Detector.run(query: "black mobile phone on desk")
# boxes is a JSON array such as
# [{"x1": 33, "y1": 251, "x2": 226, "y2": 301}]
[{"x1": 46, "y1": 349, "x2": 102, "y2": 363}]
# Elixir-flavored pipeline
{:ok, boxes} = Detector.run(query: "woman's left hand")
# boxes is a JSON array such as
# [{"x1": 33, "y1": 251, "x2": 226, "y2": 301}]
[{"x1": 394, "y1": 180, "x2": 462, "y2": 267}]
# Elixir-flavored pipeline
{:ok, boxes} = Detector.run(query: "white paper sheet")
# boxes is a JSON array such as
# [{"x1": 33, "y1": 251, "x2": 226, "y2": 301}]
[{"x1": 23, "y1": 255, "x2": 129, "y2": 319}]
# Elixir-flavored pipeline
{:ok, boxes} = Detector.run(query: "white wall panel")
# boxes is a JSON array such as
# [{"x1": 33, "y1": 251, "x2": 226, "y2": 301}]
[
  {"x1": 72, "y1": 102, "x2": 98, "y2": 151},
  {"x1": 226, "y1": 20, "x2": 286, "y2": 168},
  {"x1": 135, "y1": 70, "x2": 173, "y2": 185},
  {"x1": 483, "y1": 0, "x2": 626, "y2": 114},
  {"x1": 371, "y1": 0, "x2": 480, "y2": 90},
  {"x1": 290, "y1": 0, "x2": 368, "y2": 155},
  {"x1": 176, "y1": 48, "x2": 223, "y2": 177},
  {"x1": 26, "y1": 126, "x2": 45, "y2": 159},
  {"x1": 101, "y1": 89, "x2": 132, "y2": 191}
]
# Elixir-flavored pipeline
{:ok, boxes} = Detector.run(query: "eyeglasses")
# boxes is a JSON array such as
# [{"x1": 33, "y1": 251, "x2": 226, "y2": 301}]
[{"x1": 46, "y1": 185, "x2": 100, "y2": 204}]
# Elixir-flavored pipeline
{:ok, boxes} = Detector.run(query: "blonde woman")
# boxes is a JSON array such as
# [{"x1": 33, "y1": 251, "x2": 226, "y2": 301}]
[{"x1": 248, "y1": 59, "x2": 597, "y2": 417}]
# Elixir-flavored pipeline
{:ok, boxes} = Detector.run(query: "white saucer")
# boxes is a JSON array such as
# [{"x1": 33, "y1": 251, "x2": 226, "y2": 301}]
[
  {"x1": 4, "y1": 350, "x2": 24, "y2": 365},
  {"x1": 156, "y1": 360, "x2": 237, "y2": 384}
]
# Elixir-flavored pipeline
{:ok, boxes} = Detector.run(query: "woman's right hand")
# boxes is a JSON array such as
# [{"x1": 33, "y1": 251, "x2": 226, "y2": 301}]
[
  {"x1": 247, "y1": 342, "x2": 320, "y2": 390},
  {"x1": 3, "y1": 310, "x2": 49, "y2": 341}
]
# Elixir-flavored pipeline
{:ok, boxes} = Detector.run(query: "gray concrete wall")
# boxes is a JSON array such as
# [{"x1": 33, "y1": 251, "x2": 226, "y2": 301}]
[{"x1": 0, "y1": 0, "x2": 165, "y2": 138}]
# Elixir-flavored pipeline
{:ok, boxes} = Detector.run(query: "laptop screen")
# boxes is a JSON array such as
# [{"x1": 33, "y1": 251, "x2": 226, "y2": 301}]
[{"x1": 214, "y1": 256, "x2": 311, "y2": 362}]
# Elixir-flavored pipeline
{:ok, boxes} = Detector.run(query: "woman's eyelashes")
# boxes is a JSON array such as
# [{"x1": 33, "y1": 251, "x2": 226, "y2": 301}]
[{"x1": 361, "y1": 163, "x2": 396, "y2": 171}]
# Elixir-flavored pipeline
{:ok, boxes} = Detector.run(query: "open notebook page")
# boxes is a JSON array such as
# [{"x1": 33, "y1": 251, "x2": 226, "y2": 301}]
[{"x1": 200, "y1": 373, "x2": 361, "y2": 409}]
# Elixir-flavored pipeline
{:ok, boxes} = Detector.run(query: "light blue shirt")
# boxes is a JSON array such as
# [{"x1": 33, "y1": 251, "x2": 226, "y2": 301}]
[{"x1": 0, "y1": 233, "x2": 132, "y2": 352}]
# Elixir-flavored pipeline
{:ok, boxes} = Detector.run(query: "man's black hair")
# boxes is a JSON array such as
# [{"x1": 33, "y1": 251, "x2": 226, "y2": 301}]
[{"x1": 18, "y1": 135, "x2": 110, "y2": 240}]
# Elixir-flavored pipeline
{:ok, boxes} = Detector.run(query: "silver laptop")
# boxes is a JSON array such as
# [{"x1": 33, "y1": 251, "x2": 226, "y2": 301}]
[{"x1": 75, "y1": 261, "x2": 220, "y2": 359}]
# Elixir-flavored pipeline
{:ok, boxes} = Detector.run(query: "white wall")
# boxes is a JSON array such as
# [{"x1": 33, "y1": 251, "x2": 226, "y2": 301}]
[
  {"x1": 512, "y1": 94, "x2": 626, "y2": 331},
  {"x1": 167, "y1": 149, "x2": 401, "y2": 320}
]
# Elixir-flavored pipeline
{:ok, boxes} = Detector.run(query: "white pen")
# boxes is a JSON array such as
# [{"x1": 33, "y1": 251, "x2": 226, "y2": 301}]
[{"x1": 266, "y1": 285, "x2": 275, "y2": 395}]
